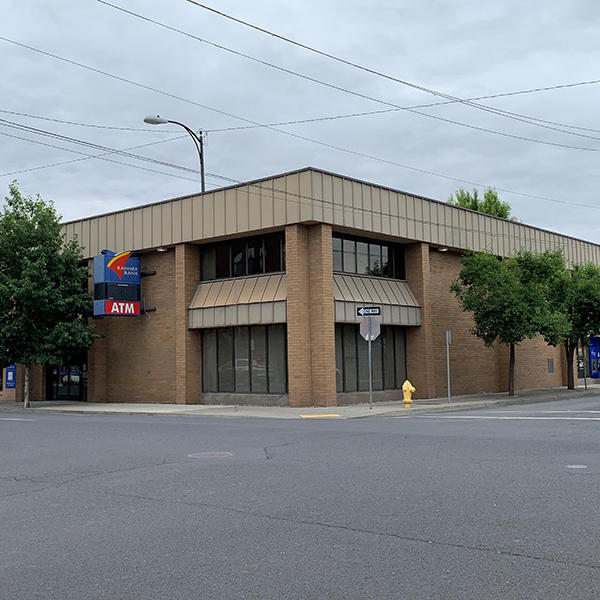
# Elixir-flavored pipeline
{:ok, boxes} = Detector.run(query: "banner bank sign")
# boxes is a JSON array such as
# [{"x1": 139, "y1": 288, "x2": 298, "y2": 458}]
[{"x1": 93, "y1": 250, "x2": 141, "y2": 316}]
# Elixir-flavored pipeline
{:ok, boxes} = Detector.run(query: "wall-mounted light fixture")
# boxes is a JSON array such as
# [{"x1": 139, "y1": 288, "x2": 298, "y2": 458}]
[
  {"x1": 437, "y1": 247, "x2": 449, "y2": 252},
  {"x1": 156, "y1": 247, "x2": 169, "y2": 253}
]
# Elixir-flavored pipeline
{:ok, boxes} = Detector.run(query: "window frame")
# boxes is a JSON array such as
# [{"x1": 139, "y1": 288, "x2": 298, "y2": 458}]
[
  {"x1": 333, "y1": 233, "x2": 405, "y2": 279},
  {"x1": 202, "y1": 325, "x2": 288, "y2": 394},
  {"x1": 200, "y1": 233, "x2": 285, "y2": 281}
]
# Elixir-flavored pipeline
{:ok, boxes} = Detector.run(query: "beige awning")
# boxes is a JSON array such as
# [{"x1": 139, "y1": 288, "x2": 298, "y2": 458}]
[
  {"x1": 333, "y1": 273, "x2": 420, "y2": 326},
  {"x1": 189, "y1": 273, "x2": 286, "y2": 328}
]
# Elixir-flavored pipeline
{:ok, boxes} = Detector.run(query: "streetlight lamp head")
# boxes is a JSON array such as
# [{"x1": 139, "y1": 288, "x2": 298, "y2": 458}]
[{"x1": 144, "y1": 115, "x2": 169, "y2": 125}]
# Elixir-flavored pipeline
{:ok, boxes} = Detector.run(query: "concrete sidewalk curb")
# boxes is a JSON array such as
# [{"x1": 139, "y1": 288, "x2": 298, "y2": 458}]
[{"x1": 1, "y1": 385, "x2": 599, "y2": 419}]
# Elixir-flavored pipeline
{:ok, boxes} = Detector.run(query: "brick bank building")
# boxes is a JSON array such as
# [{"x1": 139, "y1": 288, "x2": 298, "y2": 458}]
[{"x1": 2, "y1": 167, "x2": 599, "y2": 406}]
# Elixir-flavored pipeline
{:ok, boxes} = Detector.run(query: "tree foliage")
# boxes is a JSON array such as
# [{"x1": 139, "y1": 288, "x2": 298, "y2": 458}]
[
  {"x1": 545, "y1": 262, "x2": 600, "y2": 389},
  {"x1": 451, "y1": 250, "x2": 568, "y2": 395},
  {"x1": 0, "y1": 182, "x2": 97, "y2": 405},
  {"x1": 448, "y1": 187, "x2": 514, "y2": 220}
]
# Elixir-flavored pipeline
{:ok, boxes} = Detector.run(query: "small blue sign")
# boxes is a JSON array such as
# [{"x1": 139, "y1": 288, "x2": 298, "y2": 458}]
[{"x1": 5, "y1": 364, "x2": 16, "y2": 389}]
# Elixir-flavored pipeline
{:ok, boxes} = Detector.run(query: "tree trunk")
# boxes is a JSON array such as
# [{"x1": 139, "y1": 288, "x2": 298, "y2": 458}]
[
  {"x1": 508, "y1": 343, "x2": 515, "y2": 396},
  {"x1": 565, "y1": 340, "x2": 576, "y2": 390},
  {"x1": 24, "y1": 364, "x2": 30, "y2": 408}
]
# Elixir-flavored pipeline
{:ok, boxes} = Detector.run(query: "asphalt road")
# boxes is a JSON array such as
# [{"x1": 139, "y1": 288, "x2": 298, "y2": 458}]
[{"x1": 2, "y1": 397, "x2": 600, "y2": 599}]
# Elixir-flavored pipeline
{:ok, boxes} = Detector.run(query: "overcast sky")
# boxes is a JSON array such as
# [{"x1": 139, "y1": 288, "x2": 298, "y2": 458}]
[{"x1": 2, "y1": 0, "x2": 599, "y2": 242}]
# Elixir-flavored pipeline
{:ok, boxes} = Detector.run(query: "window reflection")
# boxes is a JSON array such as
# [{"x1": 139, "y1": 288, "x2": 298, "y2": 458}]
[
  {"x1": 201, "y1": 234, "x2": 285, "y2": 281},
  {"x1": 202, "y1": 325, "x2": 287, "y2": 394},
  {"x1": 335, "y1": 324, "x2": 406, "y2": 392},
  {"x1": 333, "y1": 234, "x2": 404, "y2": 279}
]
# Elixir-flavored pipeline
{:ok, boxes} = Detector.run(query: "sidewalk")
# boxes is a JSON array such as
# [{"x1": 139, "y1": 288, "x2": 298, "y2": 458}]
[{"x1": 2, "y1": 381, "x2": 600, "y2": 419}]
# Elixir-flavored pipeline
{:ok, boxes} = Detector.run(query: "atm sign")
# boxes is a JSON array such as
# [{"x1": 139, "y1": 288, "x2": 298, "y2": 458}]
[{"x1": 105, "y1": 301, "x2": 140, "y2": 315}]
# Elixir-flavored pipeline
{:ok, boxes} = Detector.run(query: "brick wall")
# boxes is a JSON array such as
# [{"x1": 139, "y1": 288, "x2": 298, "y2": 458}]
[
  {"x1": 175, "y1": 244, "x2": 202, "y2": 404},
  {"x1": 405, "y1": 243, "x2": 435, "y2": 398},
  {"x1": 428, "y1": 249, "x2": 567, "y2": 397}
]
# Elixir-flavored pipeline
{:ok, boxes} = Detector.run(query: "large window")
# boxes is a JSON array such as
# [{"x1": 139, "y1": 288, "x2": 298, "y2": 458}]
[
  {"x1": 202, "y1": 325, "x2": 287, "y2": 394},
  {"x1": 332, "y1": 234, "x2": 405, "y2": 279},
  {"x1": 200, "y1": 233, "x2": 285, "y2": 281},
  {"x1": 335, "y1": 324, "x2": 407, "y2": 392}
]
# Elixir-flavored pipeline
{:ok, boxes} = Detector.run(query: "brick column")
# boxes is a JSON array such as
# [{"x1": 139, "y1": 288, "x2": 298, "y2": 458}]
[
  {"x1": 286, "y1": 224, "x2": 337, "y2": 407},
  {"x1": 175, "y1": 243, "x2": 202, "y2": 404},
  {"x1": 88, "y1": 329, "x2": 108, "y2": 402},
  {"x1": 308, "y1": 224, "x2": 337, "y2": 406},
  {"x1": 405, "y1": 242, "x2": 435, "y2": 399}
]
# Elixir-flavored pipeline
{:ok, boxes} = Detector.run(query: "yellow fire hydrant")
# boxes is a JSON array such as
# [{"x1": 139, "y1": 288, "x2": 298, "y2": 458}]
[{"x1": 402, "y1": 380, "x2": 416, "y2": 408}]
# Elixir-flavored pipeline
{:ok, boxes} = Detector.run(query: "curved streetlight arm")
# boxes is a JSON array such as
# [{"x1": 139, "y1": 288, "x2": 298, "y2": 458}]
[
  {"x1": 144, "y1": 116, "x2": 205, "y2": 193},
  {"x1": 167, "y1": 120, "x2": 205, "y2": 193}
]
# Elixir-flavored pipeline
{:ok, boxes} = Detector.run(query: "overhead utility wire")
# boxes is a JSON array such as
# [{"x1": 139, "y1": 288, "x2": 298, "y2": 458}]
[
  {"x1": 98, "y1": 1, "x2": 600, "y2": 149},
  {"x1": 0, "y1": 35, "x2": 591, "y2": 209},
  {"x1": 207, "y1": 99, "x2": 600, "y2": 133},
  {"x1": 182, "y1": 0, "x2": 600, "y2": 135},
  {"x1": 0, "y1": 109, "x2": 181, "y2": 132},
  {"x1": 4, "y1": 121, "x2": 597, "y2": 224},
  {"x1": 0, "y1": 119, "x2": 203, "y2": 174},
  {"x1": 0, "y1": 133, "x2": 188, "y2": 178},
  {"x1": 0, "y1": 129, "x2": 201, "y2": 183},
  {"x1": 0, "y1": 129, "x2": 224, "y2": 188}
]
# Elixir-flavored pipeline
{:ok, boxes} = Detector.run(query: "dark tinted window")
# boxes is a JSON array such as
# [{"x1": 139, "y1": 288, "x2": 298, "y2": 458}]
[
  {"x1": 200, "y1": 234, "x2": 285, "y2": 280},
  {"x1": 333, "y1": 234, "x2": 404, "y2": 279},
  {"x1": 215, "y1": 246, "x2": 230, "y2": 278},
  {"x1": 202, "y1": 325, "x2": 287, "y2": 394},
  {"x1": 335, "y1": 324, "x2": 406, "y2": 392}
]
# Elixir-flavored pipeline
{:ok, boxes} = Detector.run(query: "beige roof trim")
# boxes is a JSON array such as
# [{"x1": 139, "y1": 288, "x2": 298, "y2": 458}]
[
  {"x1": 333, "y1": 273, "x2": 421, "y2": 326},
  {"x1": 63, "y1": 167, "x2": 600, "y2": 268},
  {"x1": 189, "y1": 273, "x2": 286, "y2": 328}
]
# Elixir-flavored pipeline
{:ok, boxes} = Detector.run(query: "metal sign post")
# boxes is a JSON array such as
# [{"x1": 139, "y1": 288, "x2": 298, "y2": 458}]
[
  {"x1": 368, "y1": 318, "x2": 373, "y2": 410},
  {"x1": 445, "y1": 330, "x2": 451, "y2": 403},
  {"x1": 360, "y1": 309, "x2": 381, "y2": 410}
]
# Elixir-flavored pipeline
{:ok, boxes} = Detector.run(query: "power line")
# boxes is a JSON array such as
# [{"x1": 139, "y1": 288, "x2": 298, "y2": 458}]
[
  {"x1": 0, "y1": 35, "x2": 595, "y2": 209},
  {"x1": 0, "y1": 119, "x2": 203, "y2": 174},
  {"x1": 0, "y1": 109, "x2": 181, "y2": 132},
  {"x1": 0, "y1": 128, "x2": 228, "y2": 188},
  {"x1": 0, "y1": 134, "x2": 187, "y2": 177},
  {"x1": 96, "y1": 1, "x2": 600, "y2": 150},
  {"x1": 207, "y1": 93, "x2": 600, "y2": 134},
  {"x1": 181, "y1": 0, "x2": 600, "y2": 137}
]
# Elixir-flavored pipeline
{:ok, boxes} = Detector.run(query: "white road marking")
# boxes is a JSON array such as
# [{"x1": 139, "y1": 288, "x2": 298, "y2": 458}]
[
  {"x1": 487, "y1": 410, "x2": 600, "y2": 414},
  {"x1": 566, "y1": 465, "x2": 588, "y2": 469},
  {"x1": 0, "y1": 417, "x2": 35, "y2": 421},
  {"x1": 187, "y1": 452, "x2": 233, "y2": 459},
  {"x1": 418, "y1": 415, "x2": 600, "y2": 421}
]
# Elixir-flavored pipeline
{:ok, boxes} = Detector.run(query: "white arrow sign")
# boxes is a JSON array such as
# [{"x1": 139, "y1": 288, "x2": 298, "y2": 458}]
[{"x1": 357, "y1": 306, "x2": 381, "y2": 316}]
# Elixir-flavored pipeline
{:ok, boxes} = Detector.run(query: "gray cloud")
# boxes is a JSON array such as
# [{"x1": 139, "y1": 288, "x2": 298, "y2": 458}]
[{"x1": 1, "y1": 0, "x2": 599, "y2": 243}]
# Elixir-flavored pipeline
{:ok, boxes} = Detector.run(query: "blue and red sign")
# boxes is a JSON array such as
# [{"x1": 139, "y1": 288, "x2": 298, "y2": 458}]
[
  {"x1": 93, "y1": 250, "x2": 140, "y2": 285},
  {"x1": 93, "y1": 250, "x2": 141, "y2": 316}
]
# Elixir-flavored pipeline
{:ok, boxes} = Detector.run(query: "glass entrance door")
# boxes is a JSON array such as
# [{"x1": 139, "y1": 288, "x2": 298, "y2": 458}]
[{"x1": 47, "y1": 363, "x2": 88, "y2": 401}]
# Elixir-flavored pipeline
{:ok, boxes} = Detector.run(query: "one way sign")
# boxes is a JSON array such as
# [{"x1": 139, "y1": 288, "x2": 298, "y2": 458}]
[{"x1": 357, "y1": 306, "x2": 381, "y2": 316}]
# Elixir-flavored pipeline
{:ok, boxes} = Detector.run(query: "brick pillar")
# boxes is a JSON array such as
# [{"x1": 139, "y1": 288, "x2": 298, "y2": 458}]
[
  {"x1": 88, "y1": 326, "x2": 108, "y2": 402},
  {"x1": 286, "y1": 223, "x2": 337, "y2": 407},
  {"x1": 175, "y1": 243, "x2": 202, "y2": 404},
  {"x1": 405, "y1": 242, "x2": 435, "y2": 399},
  {"x1": 308, "y1": 224, "x2": 337, "y2": 406}
]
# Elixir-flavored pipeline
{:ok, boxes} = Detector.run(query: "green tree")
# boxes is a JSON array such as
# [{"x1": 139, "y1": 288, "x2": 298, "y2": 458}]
[
  {"x1": 0, "y1": 182, "x2": 97, "y2": 407},
  {"x1": 546, "y1": 262, "x2": 600, "y2": 390},
  {"x1": 450, "y1": 250, "x2": 568, "y2": 396},
  {"x1": 448, "y1": 187, "x2": 513, "y2": 219}
]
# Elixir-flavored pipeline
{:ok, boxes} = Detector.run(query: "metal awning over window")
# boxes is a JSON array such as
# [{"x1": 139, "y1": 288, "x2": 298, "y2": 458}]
[
  {"x1": 189, "y1": 273, "x2": 286, "y2": 328},
  {"x1": 333, "y1": 273, "x2": 420, "y2": 326}
]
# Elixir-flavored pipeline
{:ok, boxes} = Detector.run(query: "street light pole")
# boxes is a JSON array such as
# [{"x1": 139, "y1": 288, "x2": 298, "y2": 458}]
[{"x1": 144, "y1": 115, "x2": 205, "y2": 193}]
